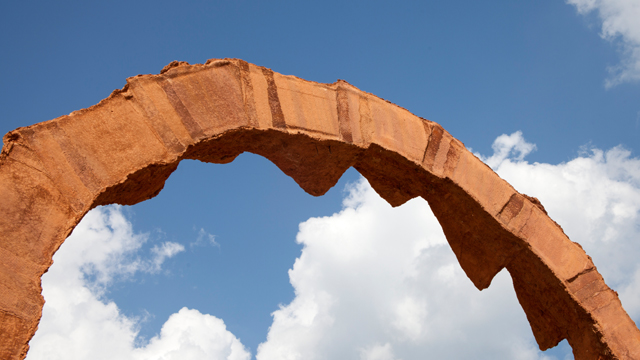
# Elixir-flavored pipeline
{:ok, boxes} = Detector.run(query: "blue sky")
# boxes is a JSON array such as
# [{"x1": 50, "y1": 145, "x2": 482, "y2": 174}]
[{"x1": 2, "y1": 1, "x2": 640, "y2": 359}]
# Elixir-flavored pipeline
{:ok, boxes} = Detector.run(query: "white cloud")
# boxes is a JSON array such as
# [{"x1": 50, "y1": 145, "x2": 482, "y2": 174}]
[
  {"x1": 257, "y1": 132, "x2": 640, "y2": 360},
  {"x1": 148, "y1": 242, "x2": 185, "y2": 273},
  {"x1": 27, "y1": 205, "x2": 250, "y2": 360},
  {"x1": 133, "y1": 308, "x2": 251, "y2": 360},
  {"x1": 481, "y1": 131, "x2": 537, "y2": 169},
  {"x1": 567, "y1": 0, "x2": 640, "y2": 87},
  {"x1": 391, "y1": 297, "x2": 427, "y2": 341},
  {"x1": 191, "y1": 227, "x2": 220, "y2": 248}
]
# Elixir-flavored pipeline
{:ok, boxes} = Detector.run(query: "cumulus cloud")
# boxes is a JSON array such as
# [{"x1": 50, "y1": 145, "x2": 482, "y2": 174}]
[
  {"x1": 133, "y1": 308, "x2": 250, "y2": 360},
  {"x1": 567, "y1": 0, "x2": 640, "y2": 87},
  {"x1": 257, "y1": 132, "x2": 640, "y2": 360},
  {"x1": 27, "y1": 205, "x2": 250, "y2": 360}
]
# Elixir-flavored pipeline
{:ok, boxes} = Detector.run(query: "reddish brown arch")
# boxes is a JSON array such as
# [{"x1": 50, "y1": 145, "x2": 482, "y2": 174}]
[{"x1": 0, "y1": 59, "x2": 638, "y2": 359}]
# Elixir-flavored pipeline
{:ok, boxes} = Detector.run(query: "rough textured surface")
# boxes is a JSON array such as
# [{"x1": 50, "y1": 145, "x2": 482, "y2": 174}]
[{"x1": 0, "y1": 59, "x2": 638, "y2": 359}]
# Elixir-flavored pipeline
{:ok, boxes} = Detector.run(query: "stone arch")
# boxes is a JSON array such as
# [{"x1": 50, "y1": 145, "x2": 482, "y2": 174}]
[{"x1": 0, "y1": 59, "x2": 638, "y2": 359}]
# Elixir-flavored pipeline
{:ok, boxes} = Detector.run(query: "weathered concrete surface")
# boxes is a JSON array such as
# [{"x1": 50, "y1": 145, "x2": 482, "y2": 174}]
[{"x1": 0, "y1": 59, "x2": 638, "y2": 359}]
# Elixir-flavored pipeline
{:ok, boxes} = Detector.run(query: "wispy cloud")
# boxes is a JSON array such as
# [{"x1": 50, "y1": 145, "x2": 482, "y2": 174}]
[
  {"x1": 147, "y1": 242, "x2": 185, "y2": 273},
  {"x1": 191, "y1": 227, "x2": 221, "y2": 248},
  {"x1": 567, "y1": 0, "x2": 640, "y2": 87}
]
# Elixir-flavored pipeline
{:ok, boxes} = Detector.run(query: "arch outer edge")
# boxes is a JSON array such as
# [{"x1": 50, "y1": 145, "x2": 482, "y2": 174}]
[{"x1": 0, "y1": 59, "x2": 638, "y2": 359}]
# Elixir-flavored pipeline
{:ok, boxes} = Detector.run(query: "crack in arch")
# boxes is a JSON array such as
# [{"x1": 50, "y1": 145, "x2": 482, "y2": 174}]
[{"x1": 0, "y1": 59, "x2": 638, "y2": 359}]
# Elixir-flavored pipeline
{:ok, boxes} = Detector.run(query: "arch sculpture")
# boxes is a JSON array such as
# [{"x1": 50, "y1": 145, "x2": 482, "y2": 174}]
[{"x1": 0, "y1": 59, "x2": 638, "y2": 359}]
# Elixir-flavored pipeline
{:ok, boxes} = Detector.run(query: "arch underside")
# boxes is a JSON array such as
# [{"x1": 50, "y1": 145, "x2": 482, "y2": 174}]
[{"x1": 0, "y1": 59, "x2": 638, "y2": 359}]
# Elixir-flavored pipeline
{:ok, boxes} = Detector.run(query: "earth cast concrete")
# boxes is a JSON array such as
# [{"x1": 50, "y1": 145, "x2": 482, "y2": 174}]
[{"x1": 0, "y1": 59, "x2": 638, "y2": 359}]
